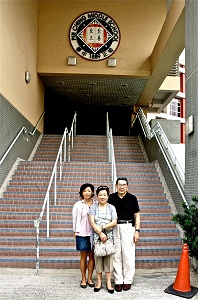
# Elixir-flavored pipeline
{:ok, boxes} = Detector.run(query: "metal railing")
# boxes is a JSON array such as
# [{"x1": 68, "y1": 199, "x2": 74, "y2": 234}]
[
  {"x1": 29, "y1": 111, "x2": 46, "y2": 136},
  {"x1": 68, "y1": 111, "x2": 77, "y2": 162},
  {"x1": 34, "y1": 111, "x2": 77, "y2": 275},
  {"x1": 106, "y1": 112, "x2": 117, "y2": 191},
  {"x1": 137, "y1": 107, "x2": 188, "y2": 206},
  {"x1": 0, "y1": 111, "x2": 45, "y2": 166}
]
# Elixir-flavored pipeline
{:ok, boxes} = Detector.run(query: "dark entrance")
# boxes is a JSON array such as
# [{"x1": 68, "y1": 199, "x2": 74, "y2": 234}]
[{"x1": 44, "y1": 91, "x2": 131, "y2": 136}]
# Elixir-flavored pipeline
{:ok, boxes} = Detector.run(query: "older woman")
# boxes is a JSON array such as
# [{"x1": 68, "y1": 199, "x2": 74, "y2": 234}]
[{"x1": 88, "y1": 185, "x2": 117, "y2": 294}]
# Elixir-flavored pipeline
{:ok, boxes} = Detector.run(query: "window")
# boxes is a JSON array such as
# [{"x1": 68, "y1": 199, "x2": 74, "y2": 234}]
[{"x1": 170, "y1": 98, "x2": 180, "y2": 117}]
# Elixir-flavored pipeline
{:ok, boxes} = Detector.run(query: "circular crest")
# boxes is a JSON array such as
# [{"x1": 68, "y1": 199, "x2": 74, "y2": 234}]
[{"x1": 69, "y1": 11, "x2": 120, "y2": 61}]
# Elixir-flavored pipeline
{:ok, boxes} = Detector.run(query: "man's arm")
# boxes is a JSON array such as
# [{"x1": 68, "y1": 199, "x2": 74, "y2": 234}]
[{"x1": 134, "y1": 211, "x2": 140, "y2": 243}]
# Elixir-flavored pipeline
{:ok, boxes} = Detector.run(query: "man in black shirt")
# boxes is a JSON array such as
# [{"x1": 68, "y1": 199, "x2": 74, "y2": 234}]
[{"x1": 108, "y1": 177, "x2": 140, "y2": 292}]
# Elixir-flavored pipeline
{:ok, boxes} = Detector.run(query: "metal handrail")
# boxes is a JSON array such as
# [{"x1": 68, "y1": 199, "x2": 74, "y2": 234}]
[
  {"x1": 29, "y1": 110, "x2": 46, "y2": 136},
  {"x1": 34, "y1": 111, "x2": 77, "y2": 275},
  {"x1": 0, "y1": 127, "x2": 27, "y2": 165},
  {"x1": 0, "y1": 110, "x2": 45, "y2": 165},
  {"x1": 137, "y1": 107, "x2": 188, "y2": 206},
  {"x1": 106, "y1": 113, "x2": 117, "y2": 191},
  {"x1": 68, "y1": 111, "x2": 77, "y2": 162},
  {"x1": 34, "y1": 126, "x2": 68, "y2": 275}
]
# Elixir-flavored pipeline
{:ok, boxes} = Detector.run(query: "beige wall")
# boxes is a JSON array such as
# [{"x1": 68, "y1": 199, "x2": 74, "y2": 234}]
[
  {"x1": 0, "y1": 0, "x2": 44, "y2": 131},
  {"x1": 37, "y1": 0, "x2": 166, "y2": 78}
]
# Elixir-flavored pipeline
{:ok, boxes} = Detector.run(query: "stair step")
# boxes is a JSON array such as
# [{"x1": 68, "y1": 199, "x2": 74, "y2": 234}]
[
  {"x1": 0, "y1": 220, "x2": 177, "y2": 229},
  {"x1": 0, "y1": 255, "x2": 180, "y2": 269},
  {"x1": 0, "y1": 244, "x2": 182, "y2": 258}
]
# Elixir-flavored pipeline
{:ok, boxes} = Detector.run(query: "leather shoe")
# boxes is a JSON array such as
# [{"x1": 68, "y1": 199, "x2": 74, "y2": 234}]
[
  {"x1": 115, "y1": 284, "x2": 123, "y2": 292},
  {"x1": 94, "y1": 285, "x2": 102, "y2": 292},
  {"x1": 123, "y1": 284, "x2": 131, "y2": 291},
  {"x1": 80, "y1": 281, "x2": 87, "y2": 288},
  {"x1": 106, "y1": 284, "x2": 114, "y2": 294},
  {"x1": 87, "y1": 281, "x2": 95, "y2": 287}
]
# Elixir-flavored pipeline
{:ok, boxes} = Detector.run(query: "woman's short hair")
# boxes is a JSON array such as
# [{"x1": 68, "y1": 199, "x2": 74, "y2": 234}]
[
  {"x1": 96, "y1": 185, "x2": 110, "y2": 196},
  {"x1": 79, "y1": 183, "x2": 94, "y2": 198}
]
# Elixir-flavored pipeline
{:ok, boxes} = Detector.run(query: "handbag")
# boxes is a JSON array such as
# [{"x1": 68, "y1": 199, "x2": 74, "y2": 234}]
[{"x1": 94, "y1": 239, "x2": 116, "y2": 257}]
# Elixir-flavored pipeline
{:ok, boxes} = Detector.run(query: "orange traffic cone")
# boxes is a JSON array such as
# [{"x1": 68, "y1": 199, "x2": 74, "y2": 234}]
[{"x1": 164, "y1": 244, "x2": 198, "y2": 299}]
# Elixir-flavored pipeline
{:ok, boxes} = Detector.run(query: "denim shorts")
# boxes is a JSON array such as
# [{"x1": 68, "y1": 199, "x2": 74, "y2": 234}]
[{"x1": 76, "y1": 236, "x2": 91, "y2": 252}]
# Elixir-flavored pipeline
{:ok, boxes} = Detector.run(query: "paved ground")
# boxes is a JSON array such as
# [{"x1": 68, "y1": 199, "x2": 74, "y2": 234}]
[{"x1": 0, "y1": 268, "x2": 198, "y2": 300}]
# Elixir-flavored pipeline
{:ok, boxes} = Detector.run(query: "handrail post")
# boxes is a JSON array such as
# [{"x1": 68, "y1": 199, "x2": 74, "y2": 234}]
[
  {"x1": 59, "y1": 149, "x2": 62, "y2": 180},
  {"x1": 64, "y1": 131, "x2": 67, "y2": 162},
  {"x1": 108, "y1": 134, "x2": 111, "y2": 162},
  {"x1": 68, "y1": 135, "x2": 71, "y2": 162},
  {"x1": 106, "y1": 112, "x2": 109, "y2": 136},
  {"x1": 74, "y1": 112, "x2": 77, "y2": 135},
  {"x1": 47, "y1": 192, "x2": 49, "y2": 238},
  {"x1": 34, "y1": 219, "x2": 40, "y2": 275},
  {"x1": 54, "y1": 167, "x2": 57, "y2": 205},
  {"x1": 71, "y1": 128, "x2": 74, "y2": 148}
]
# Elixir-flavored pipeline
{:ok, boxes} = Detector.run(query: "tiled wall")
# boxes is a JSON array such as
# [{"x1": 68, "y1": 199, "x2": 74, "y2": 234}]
[
  {"x1": 0, "y1": 94, "x2": 40, "y2": 187},
  {"x1": 185, "y1": 1, "x2": 198, "y2": 203}
]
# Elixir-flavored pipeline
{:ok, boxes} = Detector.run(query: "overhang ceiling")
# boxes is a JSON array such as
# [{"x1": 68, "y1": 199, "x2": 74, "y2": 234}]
[
  {"x1": 40, "y1": 75, "x2": 148, "y2": 107},
  {"x1": 40, "y1": 73, "x2": 180, "y2": 113}
]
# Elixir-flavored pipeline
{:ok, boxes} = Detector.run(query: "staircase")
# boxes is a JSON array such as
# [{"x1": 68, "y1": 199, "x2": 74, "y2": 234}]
[{"x1": 0, "y1": 134, "x2": 182, "y2": 269}]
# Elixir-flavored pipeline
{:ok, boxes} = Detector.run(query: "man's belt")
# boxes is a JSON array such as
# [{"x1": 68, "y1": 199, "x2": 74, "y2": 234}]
[{"x1": 117, "y1": 220, "x2": 133, "y2": 224}]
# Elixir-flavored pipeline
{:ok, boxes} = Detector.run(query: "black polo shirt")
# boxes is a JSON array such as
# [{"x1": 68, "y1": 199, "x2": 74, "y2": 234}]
[{"x1": 108, "y1": 192, "x2": 140, "y2": 226}]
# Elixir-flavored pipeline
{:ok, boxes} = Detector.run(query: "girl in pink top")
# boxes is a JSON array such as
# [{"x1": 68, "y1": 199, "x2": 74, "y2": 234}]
[{"x1": 72, "y1": 183, "x2": 96, "y2": 288}]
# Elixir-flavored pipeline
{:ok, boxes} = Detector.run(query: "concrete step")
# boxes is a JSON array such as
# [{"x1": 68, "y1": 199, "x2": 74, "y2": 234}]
[
  {"x1": 0, "y1": 244, "x2": 182, "y2": 258},
  {"x1": 0, "y1": 219, "x2": 177, "y2": 229},
  {"x1": 5, "y1": 185, "x2": 165, "y2": 193},
  {"x1": 0, "y1": 211, "x2": 173, "y2": 220},
  {"x1": 1, "y1": 198, "x2": 169, "y2": 207},
  {"x1": 0, "y1": 225, "x2": 179, "y2": 237},
  {"x1": 0, "y1": 255, "x2": 181, "y2": 269}
]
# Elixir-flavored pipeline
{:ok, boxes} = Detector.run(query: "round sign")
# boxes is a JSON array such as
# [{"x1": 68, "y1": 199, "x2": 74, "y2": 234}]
[{"x1": 69, "y1": 11, "x2": 120, "y2": 61}]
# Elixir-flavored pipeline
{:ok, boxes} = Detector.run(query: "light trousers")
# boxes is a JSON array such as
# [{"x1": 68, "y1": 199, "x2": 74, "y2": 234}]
[
  {"x1": 94, "y1": 254, "x2": 113, "y2": 273},
  {"x1": 113, "y1": 224, "x2": 135, "y2": 284}
]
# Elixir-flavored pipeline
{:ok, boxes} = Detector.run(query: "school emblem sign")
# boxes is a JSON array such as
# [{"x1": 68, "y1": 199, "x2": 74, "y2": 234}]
[{"x1": 69, "y1": 11, "x2": 120, "y2": 61}]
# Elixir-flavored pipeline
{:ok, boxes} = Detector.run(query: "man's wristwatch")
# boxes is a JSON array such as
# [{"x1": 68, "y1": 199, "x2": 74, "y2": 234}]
[{"x1": 135, "y1": 229, "x2": 140, "y2": 232}]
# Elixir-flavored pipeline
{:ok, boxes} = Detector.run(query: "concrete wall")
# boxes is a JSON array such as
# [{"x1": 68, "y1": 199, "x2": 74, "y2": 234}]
[
  {"x1": 0, "y1": 0, "x2": 44, "y2": 131},
  {"x1": 37, "y1": 0, "x2": 166, "y2": 77},
  {"x1": 150, "y1": 119, "x2": 180, "y2": 144}
]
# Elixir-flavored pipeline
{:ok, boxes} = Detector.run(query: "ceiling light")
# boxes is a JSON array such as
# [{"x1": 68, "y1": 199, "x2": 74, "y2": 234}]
[{"x1": 57, "y1": 81, "x2": 64, "y2": 85}]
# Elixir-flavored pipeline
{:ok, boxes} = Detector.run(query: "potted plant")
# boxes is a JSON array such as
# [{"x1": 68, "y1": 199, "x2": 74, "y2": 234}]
[{"x1": 172, "y1": 196, "x2": 198, "y2": 271}]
